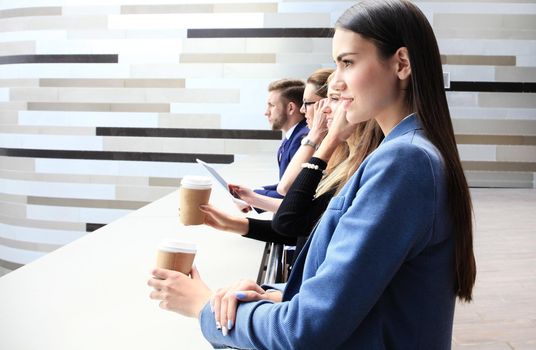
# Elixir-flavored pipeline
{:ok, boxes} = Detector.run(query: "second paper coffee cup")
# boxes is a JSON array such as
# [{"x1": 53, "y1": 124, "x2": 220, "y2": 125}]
[
  {"x1": 156, "y1": 240, "x2": 197, "y2": 275},
  {"x1": 179, "y1": 175, "x2": 212, "y2": 225}
]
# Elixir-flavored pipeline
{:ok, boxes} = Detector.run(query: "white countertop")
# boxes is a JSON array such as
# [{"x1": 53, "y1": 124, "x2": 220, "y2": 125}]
[{"x1": 0, "y1": 157, "x2": 276, "y2": 349}]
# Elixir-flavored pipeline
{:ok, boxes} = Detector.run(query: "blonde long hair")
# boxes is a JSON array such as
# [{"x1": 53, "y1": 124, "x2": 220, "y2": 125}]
[{"x1": 316, "y1": 120, "x2": 383, "y2": 197}]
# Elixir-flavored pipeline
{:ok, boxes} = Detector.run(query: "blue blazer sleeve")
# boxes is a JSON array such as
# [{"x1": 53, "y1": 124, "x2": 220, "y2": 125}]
[
  {"x1": 199, "y1": 141, "x2": 440, "y2": 349},
  {"x1": 254, "y1": 185, "x2": 284, "y2": 199}
]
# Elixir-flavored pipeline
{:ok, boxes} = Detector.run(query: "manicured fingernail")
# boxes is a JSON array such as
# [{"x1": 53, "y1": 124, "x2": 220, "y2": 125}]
[
  {"x1": 235, "y1": 292, "x2": 246, "y2": 299},
  {"x1": 222, "y1": 327, "x2": 228, "y2": 337},
  {"x1": 228, "y1": 320, "x2": 233, "y2": 330},
  {"x1": 216, "y1": 321, "x2": 221, "y2": 330}
]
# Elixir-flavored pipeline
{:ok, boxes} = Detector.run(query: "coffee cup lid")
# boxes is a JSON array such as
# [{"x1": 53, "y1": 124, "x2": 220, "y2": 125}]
[
  {"x1": 159, "y1": 240, "x2": 197, "y2": 254},
  {"x1": 181, "y1": 175, "x2": 212, "y2": 189}
]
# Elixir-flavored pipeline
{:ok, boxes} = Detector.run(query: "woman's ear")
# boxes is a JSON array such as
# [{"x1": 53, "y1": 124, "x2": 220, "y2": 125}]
[{"x1": 394, "y1": 47, "x2": 411, "y2": 81}]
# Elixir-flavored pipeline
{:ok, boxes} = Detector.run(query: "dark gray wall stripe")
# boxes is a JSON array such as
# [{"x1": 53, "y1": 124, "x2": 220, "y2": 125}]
[
  {"x1": 448, "y1": 81, "x2": 536, "y2": 93},
  {"x1": 96, "y1": 127, "x2": 282, "y2": 140},
  {"x1": 0, "y1": 148, "x2": 234, "y2": 164},
  {"x1": 86, "y1": 223, "x2": 106, "y2": 232},
  {"x1": 187, "y1": 28, "x2": 333, "y2": 38},
  {"x1": 0, "y1": 55, "x2": 118, "y2": 65}
]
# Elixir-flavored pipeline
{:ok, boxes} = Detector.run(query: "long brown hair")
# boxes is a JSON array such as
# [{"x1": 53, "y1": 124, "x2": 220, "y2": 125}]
[{"x1": 336, "y1": 0, "x2": 476, "y2": 301}]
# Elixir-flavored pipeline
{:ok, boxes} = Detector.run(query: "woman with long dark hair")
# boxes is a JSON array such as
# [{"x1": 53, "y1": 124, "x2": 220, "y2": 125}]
[{"x1": 148, "y1": 1, "x2": 476, "y2": 348}]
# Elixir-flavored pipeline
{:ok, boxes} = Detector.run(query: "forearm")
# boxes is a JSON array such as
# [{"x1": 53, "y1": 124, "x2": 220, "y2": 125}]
[
  {"x1": 248, "y1": 194, "x2": 283, "y2": 213},
  {"x1": 277, "y1": 144, "x2": 316, "y2": 195}
]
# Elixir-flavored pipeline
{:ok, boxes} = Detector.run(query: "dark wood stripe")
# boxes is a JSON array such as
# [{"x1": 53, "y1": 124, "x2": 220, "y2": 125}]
[
  {"x1": 448, "y1": 81, "x2": 536, "y2": 93},
  {"x1": 96, "y1": 127, "x2": 282, "y2": 140},
  {"x1": 86, "y1": 223, "x2": 106, "y2": 232},
  {"x1": 187, "y1": 28, "x2": 333, "y2": 38},
  {"x1": 0, "y1": 148, "x2": 234, "y2": 164},
  {"x1": 0, "y1": 54, "x2": 118, "y2": 65}
]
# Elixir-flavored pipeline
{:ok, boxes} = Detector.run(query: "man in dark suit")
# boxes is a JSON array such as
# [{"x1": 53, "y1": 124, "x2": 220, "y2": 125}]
[{"x1": 254, "y1": 79, "x2": 308, "y2": 199}]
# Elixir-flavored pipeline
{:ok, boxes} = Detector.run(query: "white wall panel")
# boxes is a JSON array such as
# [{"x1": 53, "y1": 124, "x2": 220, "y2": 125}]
[
  {"x1": 26, "y1": 204, "x2": 131, "y2": 223},
  {"x1": 0, "y1": 244, "x2": 45, "y2": 264},
  {"x1": 0, "y1": 223, "x2": 85, "y2": 245},
  {"x1": 19, "y1": 111, "x2": 160, "y2": 128},
  {"x1": 458, "y1": 145, "x2": 497, "y2": 162},
  {"x1": 0, "y1": 64, "x2": 130, "y2": 79},
  {"x1": 0, "y1": 179, "x2": 115, "y2": 200},
  {"x1": 0, "y1": 134, "x2": 103, "y2": 151},
  {"x1": 108, "y1": 13, "x2": 263, "y2": 30}
]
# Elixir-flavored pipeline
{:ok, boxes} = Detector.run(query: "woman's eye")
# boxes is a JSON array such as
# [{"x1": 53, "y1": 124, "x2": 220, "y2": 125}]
[{"x1": 342, "y1": 60, "x2": 352, "y2": 68}]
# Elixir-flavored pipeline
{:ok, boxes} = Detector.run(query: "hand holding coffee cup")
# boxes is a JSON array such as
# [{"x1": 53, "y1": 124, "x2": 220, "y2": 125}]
[
  {"x1": 179, "y1": 176, "x2": 212, "y2": 225},
  {"x1": 156, "y1": 240, "x2": 197, "y2": 275}
]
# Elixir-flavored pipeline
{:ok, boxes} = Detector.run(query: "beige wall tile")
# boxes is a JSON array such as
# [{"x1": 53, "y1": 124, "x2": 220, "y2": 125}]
[
  {"x1": 182, "y1": 38, "x2": 246, "y2": 54},
  {"x1": 495, "y1": 67, "x2": 536, "y2": 83},
  {"x1": 0, "y1": 169, "x2": 148, "y2": 186},
  {"x1": 434, "y1": 14, "x2": 536, "y2": 30},
  {"x1": 465, "y1": 171, "x2": 534, "y2": 188},
  {"x1": 0, "y1": 193, "x2": 27, "y2": 204},
  {"x1": 0, "y1": 237, "x2": 60, "y2": 253},
  {"x1": 441, "y1": 55, "x2": 515, "y2": 66},
  {"x1": 0, "y1": 41, "x2": 35, "y2": 55},
  {"x1": 1, "y1": 125, "x2": 95, "y2": 136},
  {"x1": 497, "y1": 145, "x2": 536, "y2": 162},
  {"x1": 125, "y1": 79, "x2": 185, "y2": 88},
  {"x1": 0, "y1": 16, "x2": 107, "y2": 32},
  {"x1": 0, "y1": 102, "x2": 27, "y2": 111},
  {"x1": 0, "y1": 201, "x2": 26, "y2": 218},
  {"x1": 149, "y1": 177, "x2": 180, "y2": 187},
  {"x1": 40, "y1": 79, "x2": 124, "y2": 88},
  {"x1": 224, "y1": 139, "x2": 279, "y2": 154},
  {"x1": 263, "y1": 13, "x2": 330, "y2": 27},
  {"x1": 214, "y1": 3, "x2": 277, "y2": 13},
  {"x1": 479, "y1": 93, "x2": 536, "y2": 108},
  {"x1": 9, "y1": 87, "x2": 58, "y2": 102},
  {"x1": 453, "y1": 119, "x2": 536, "y2": 137},
  {"x1": 0, "y1": 79, "x2": 38, "y2": 87},
  {"x1": 0, "y1": 156, "x2": 35, "y2": 172},
  {"x1": 434, "y1": 28, "x2": 536, "y2": 40},
  {"x1": 0, "y1": 7, "x2": 61, "y2": 19},
  {"x1": 26, "y1": 102, "x2": 170, "y2": 113},
  {"x1": 463, "y1": 161, "x2": 536, "y2": 172},
  {"x1": 115, "y1": 186, "x2": 173, "y2": 202},
  {"x1": 145, "y1": 88, "x2": 239, "y2": 103},
  {"x1": 121, "y1": 4, "x2": 212, "y2": 14},
  {"x1": 180, "y1": 53, "x2": 275, "y2": 64},
  {"x1": 276, "y1": 53, "x2": 333, "y2": 64},
  {"x1": 110, "y1": 103, "x2": 169, "y2": 113},
  {"x1": 158, "y1": 113, "x2": 221, "y2": 128},
  {"x1": 0, "y1": 111, "x2": 18, "y2": 125},
  {"x1": 0, "y1": 214, "x2": 85, "y2": 231},
  {"x1": 27, "y1": 196, "x2": 148, "y2": 210},
  {"x1": 456, "y1": 135, "x2": 536, "y2": 146},
  {"x1": 245, "y1": 38, "x2": 314, "y2": 53},
  {"x1": 103, "y1": 136, "x2": 225, "y2": 153}
]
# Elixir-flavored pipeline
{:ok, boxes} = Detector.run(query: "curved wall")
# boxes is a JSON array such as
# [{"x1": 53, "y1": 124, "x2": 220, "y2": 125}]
[{"x1": 1, "y1": 0, "x2": 535, "y2": 272}]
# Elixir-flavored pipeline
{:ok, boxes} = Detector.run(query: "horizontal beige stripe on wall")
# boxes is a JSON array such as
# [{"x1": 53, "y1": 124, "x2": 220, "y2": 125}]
[
  {"x1": 453, "y1": 119, "x2": 536, "y2": 136},
  {"x1": 27, "y1": 196, "x2": 149, "y2": 210},
  {"x1": 465, "y1": 170, "x2": 534, "y2": 188},
  {"x1": 0, "y1": 214, "x2": 86, "y2": 232},
  {"x1": 1, "y1": 125, "x2": 95, "y2": 136},
  {"x1": 40, "y1": 79, "x2": 186, "y2": 88},
  {"x1": 27, "y1": 102, "x2": 170, "y2": 113},
  {"x1": 10, "y1": 87, "x2": 240, "y2": 104},
  {"x1": 456, "y1": 135, "x2": 536, "y2": 145},
  {"x1": 0, "y1": 237, "x2": 61, "y2": 254},
  {"x1": 479, "y1": 93, "x2": 536, "y2": 109},
  {"x1": 121, "y1": 3, "x2": 278, "y2": 14},
  {"x1": 440, "y1": 55, "x2": 515, "y2": 66},
  {"x1": 0, "y1": 6, "x2": 61, "y2": 19},
  {"x1": 463, "y1": 161, "x2": 536, "y2": 172},
  {"x1": 0, "y1": 79, "x2": 39, "y2": 87},
  {"x1": 0, "y1": 41, "x2": 35, "y2": 56}
]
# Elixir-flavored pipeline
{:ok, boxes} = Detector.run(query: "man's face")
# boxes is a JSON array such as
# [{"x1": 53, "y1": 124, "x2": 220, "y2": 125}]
[{"x1": 264, "y1": 90, "x2": 288, "y2": 130}]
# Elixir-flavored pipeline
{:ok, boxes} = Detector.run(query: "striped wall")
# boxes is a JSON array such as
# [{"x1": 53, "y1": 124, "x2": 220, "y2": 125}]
[{"x1": 1, "y1": 0, "x2": 535, "y2": 272}]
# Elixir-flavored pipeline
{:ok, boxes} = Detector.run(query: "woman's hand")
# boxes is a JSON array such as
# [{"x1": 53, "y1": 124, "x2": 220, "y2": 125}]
[
  {"x1": 148, "y1": 266, "x2": 213, "y2": 319},
  {"x1": 199, "y1": 204, "x2": 249, "y2": 234},
  {"x1": 211, "y1": 280, "x2": 282, "y2": 336},
  {"x1": 307, "y1": 99, "x2": 330, "y2": 144}
]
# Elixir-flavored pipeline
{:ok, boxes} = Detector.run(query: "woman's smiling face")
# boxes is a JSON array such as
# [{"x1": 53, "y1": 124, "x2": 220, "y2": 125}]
[{"x1": 331, "y1": 29, "x2": 400, "y2": 125}]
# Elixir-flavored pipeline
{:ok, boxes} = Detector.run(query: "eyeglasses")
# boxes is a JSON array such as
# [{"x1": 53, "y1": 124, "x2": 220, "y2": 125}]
[{"x1": 302, "y1": 101, "x2": 316, "y2": 112}]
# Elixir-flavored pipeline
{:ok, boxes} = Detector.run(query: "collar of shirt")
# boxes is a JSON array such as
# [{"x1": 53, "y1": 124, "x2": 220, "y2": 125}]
[{"x1": 284, "y1": 122, "x2": 299, "y2": 140}]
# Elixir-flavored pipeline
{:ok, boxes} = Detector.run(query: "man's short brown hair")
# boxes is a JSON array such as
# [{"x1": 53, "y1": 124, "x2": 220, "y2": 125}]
[{"x1": 268, "y1": 79, "x2": 305, "y2": 109}]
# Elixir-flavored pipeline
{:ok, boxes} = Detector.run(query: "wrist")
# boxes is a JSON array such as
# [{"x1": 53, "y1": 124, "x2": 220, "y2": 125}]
[{"x1": 301, "y1": 137, "x2": 320, "y2": 150}]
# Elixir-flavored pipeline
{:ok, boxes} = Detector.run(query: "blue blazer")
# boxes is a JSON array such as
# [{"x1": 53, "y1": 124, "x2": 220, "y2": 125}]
[
  {"x1": 200, "y1": 115, "x2": 456, "y2": 349},
  {"x1": 254, "y1": 119, "x2": 309, "y2": 199}
]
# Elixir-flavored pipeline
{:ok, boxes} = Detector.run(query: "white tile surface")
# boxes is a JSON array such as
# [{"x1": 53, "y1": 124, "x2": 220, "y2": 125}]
[
  {"x1": 108, "y1": 13, "x2": 263, "y2": 30},
  {"x1": 446, "y1": 92, "x2": 479, "y2": 108},
  {"x1": 457, "y1": 144, "x2": 497, "y2": 162},
  {"x1": 19, "y1": 111, "x2": 160, "y2": 128},
  {"x1": 0, "y1": 64, "x2": 130, "y2": 79},
  {"x1": 0, "y1": 87, "x2": 8, "y2": 102},
  {"x1": 0, "y1": 134, "x2": 103, "y2": 151},
  {"x1": 442, "y1": 65, "x2": 496, "y2": 82},
  {"x1": 0, "y1": 178, "x2": 116, "y2": 200},
  {"x1": 0, "y1": 244, "x2": 45, "y2": 265},
  {"x1": 0, "y1": 30, "x2": 67, "y2": 43},
  {"x1": 26, "y1": 204, "x2": 132, "y2": 223},
  {"x1": 130, "y1": 63, "x2": 223, "y2": 78},
  {"x1": 0, "y1": 223, "x2": 86, "y2": 245}
]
